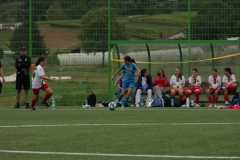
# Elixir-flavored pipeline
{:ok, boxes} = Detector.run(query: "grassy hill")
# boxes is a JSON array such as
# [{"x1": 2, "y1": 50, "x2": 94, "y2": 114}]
[{"x1": 0, "y1": 12, "x2": 196, "y2": 52}]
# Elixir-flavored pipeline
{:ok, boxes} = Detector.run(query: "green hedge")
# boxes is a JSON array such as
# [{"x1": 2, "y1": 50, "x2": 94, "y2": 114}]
[
  {"x1": 49, "y1": 22, "x2": 81, "y2": 29},
  {"x1": 127, "y1": 26, "x2": 160, "y2": 40}
]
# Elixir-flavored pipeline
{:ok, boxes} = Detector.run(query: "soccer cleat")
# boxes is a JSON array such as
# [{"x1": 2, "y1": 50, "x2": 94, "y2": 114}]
[
  {"x1": 121, "y1": 106, "x2": 124, "y2": 110},
  {"x1": 119, "y1": 101, "x2": 124, "y2": 111},
  {"x1": 26, "y1": 104, "x2": 30, "y2": 109},
  {"x1": 131, "y1": 104, "x2": 134, "y2": 107},
  {"x1": 136, "y1": 104, "x2": 139, "y2": 107},
  {"x1": 208, "y1": 104, "x2": 213, "y2": 108},
  {"x1": 42, "y1": 101, "x2": 50, "y2": 107},
  {"x1": 214, "y1": 104, "x2": 218, "y2": 108},
  {"x1": 30, "y1": 106, "x2": 36, "y2": 110},
  {"x1": 14, "y1": 104, "x2": 20, "y2": 109}
]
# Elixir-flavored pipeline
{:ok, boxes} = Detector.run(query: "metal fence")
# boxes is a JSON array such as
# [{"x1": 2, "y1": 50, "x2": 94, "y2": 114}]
[{"x1": 0, "y1": 0, "x2": 239, "y2": 107}]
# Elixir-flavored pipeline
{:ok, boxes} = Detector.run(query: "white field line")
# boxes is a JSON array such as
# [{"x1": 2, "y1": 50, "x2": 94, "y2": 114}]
[
  {"x1": 0, "y1": 150, "x2": 240, "y2": 159},
  {"x1": 0, "y1": 123, "x2": 239, "y2": 128}
]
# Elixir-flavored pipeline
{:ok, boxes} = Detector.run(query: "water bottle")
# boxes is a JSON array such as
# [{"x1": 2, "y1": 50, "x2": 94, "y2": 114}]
[
  {"x1": 225, "y1": 102, "x2": 229, "y2": 108},
  {"x1": 162, "y1": 98, "x2": 165, "y2": 107},
  {"x1": 140, "y1": 96, "x2": 144, "y2": 107},
  {"x1": 186, "y1": 97, "x2": 190, "y2": 108},
  {"x1": 171, "y1": 98, "x2": 174, "y2": 107},
  {"x1": 51, "y1": 97, "x2": 55, "y2": 109}
]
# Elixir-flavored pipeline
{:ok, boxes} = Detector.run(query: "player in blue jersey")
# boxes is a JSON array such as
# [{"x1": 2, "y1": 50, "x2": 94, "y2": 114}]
[{"x1": 111, "y1": 55, "x2": 141, "y2": 110}]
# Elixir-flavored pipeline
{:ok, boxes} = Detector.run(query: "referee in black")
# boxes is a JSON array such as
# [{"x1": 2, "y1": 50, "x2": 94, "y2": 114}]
[{"x1": 14, "y1": 47, "x2": 31, "y2": 109}]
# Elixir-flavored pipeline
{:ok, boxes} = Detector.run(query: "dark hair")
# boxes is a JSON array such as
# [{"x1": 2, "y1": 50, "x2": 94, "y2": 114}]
[
  {"x1": 124, "y1": 55, "x2": 136, "y2": 64},
  {"x1": 224, "y1": 67, "x2": 233, "y2": 74},
  {"x1": 20, "y1": 47, "x2": 26, "y2": 51},
  {"x1": 212, "y1": 68, "x2": 217, "y2": 72},
  {"x1": 192, "y1": 68, "x2": 198, "y2": 72},
  {"x1": 157, "y1": 69, "x2": 165, "y2": 78},
  {"x1": 36, "y1": 56, "x2": 46, "y2": 66},
  {"x1": 176, "y1": 67, "x2": 182, "y2": 80},
  {"x1": 141, "y1": 69, "x2": 150, "y2": 84}
]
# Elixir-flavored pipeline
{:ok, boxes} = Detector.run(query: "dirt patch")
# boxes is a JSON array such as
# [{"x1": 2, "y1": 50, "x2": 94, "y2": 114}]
[
  {"x1": 40, "y1": 26, "x2": 80, "y2": 52},
  {"x1": 1, "y1": 24, "x2": 81, "y2": 52}
]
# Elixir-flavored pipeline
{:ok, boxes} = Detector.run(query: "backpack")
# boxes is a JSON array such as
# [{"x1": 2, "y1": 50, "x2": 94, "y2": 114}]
[
  {"x1": 172, "y1": 96, "x2": 181, "y2": 107},
  {"x1": 83, "y1": 93, "x2": 96, "y2": 106},
  {"x1": 162, "y1": 95, "x2": 170, "y2": 107},
  {"x1": 150, "y1": 97, "x2": 164, "y2": 107},
  {"x1": 231, "y1": 93, "x2": 240, "y2": 106}
]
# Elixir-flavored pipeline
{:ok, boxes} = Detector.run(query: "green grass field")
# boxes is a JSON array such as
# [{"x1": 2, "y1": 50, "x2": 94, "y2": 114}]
[{"x1": 0, "y1": 107, "x2": 239, "y2": 160}]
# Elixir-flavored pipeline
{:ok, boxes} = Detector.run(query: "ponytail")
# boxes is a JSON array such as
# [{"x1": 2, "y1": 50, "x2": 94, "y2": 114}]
[{"x1": 36, "y1": 56, "x2": 46, "y2": 66}]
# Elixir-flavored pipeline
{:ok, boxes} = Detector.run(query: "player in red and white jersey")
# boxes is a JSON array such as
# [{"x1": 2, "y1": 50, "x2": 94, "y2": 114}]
[
  {"x1": 30, "y1": 57, "x2": 55, "y2": 110},
  {"x1": 169, "y1": 67, "x2": 185, "y2": 102},
  {"x1": 221, "y1": 67, "x2": 238, "y2": 107},
  {"x1": 185, "y1": 68, "x2": 201, "y2": 107},
  {"x1": 207, "y1": 69, "x2": 221, "y2": 107}
]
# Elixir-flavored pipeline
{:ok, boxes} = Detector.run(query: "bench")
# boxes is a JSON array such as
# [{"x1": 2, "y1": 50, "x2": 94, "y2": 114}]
[
  {"x1": 114, "y1": 77, "x2": 239, "y2": 105},
  {"x1": 164, "y1": 82, "x2": 239, "y2": 103}
]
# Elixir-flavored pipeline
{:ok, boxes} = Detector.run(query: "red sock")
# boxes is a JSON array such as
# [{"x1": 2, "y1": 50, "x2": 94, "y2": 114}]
[
  {"x1": 223, "y1": 94, "x2": 229, "y2": 101},
  {"x1": 31, "y1": 98, "x2": 37, "y2": 107},
  {"x1": 214, "y1": 97, "x2": 218, "y2": 104},
  {"x1": 208, "y1": 96, "x2": 213, "y2": 104},
  {"x1": 42, "y1": 94, "x2": 51, "y2": 103},
  {"x1": 179, "y1": 95, "x2": 183, "y2": 101},
  {"x1": 195, "y1": 91, "x2": 200, "y2": 104}
]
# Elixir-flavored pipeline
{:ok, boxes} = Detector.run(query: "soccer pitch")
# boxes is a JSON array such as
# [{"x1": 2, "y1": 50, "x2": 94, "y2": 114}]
[{"x1": 0, "y1": 107, "x2": 240, "y2": 160}]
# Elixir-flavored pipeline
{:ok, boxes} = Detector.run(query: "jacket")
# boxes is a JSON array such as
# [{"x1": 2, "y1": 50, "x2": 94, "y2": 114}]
[{"x1": 136, "y1": 75, "x2": 153, "y2": 91}]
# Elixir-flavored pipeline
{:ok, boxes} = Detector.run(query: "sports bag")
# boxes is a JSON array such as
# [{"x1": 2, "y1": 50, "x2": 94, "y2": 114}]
[
  {"x1": 231, "y1": 93, "x2": 240, "y2": 106},
  {"x1": 172, "y1": 96, "x2": 181, "y2": 107},
  {"x1": 150, "y1": 97, "x2": 164, "y2": 107},
  {"x1": 231, "y1": 93, "x2": 239, "y2": 105},
  {"x1": 83, "y1": 92, "x2": 96, "y2": 106},
  {"x1": 162, "y1": 95, "x2": 170, "y2": 107}
]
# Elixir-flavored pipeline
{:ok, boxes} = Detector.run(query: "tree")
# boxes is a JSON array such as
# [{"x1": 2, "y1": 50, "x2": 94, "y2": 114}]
[
  {"x1": 8, "y1": 22, "x2": 48, "y2": 58},
  {"x1": 78, "y1": 7, "x2": 128, "y2": 66},
  {"x1": 190, "y1": 0, "x2": 239, "y2": 40},
  {"x1": 45, "y1": 3, "x2": 66, "y2": 21},
  {"x1": 7, "y1": 1, "x2": 48, "y2": 58}
]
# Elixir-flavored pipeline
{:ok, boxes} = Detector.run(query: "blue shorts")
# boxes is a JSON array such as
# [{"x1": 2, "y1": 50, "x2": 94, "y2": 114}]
[{"x1": 122, "y1": 81, "x2": 135, "y2": 89}]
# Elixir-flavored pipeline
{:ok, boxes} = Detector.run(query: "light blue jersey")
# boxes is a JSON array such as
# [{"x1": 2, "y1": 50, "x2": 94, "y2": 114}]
[{"x1": 120, "y1": 62, "x2": 138, "y2": 82}]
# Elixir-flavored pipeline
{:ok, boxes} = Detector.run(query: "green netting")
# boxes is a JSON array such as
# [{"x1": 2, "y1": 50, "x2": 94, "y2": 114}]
[{"x1": 0, "y1": 0, "x2": 239, "y2": 106}]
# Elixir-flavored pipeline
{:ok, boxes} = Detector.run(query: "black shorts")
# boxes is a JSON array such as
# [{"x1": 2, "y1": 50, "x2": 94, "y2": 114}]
[{"x1": 16, "y1": 75, "x2": 30, "y2": 90}]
